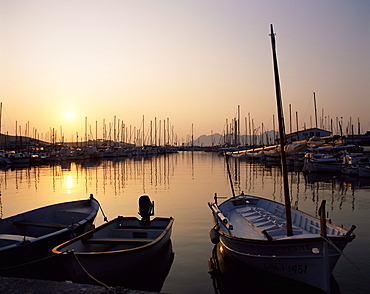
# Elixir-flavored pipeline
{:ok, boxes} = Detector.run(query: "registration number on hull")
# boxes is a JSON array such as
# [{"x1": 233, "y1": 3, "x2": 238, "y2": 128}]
[{"x1": 263, "y1": 263, "x2": 308, "y2": 274}]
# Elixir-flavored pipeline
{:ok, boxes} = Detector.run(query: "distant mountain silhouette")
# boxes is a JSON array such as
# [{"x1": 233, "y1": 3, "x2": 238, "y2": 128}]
[{"x1": 189, "y1": 131, "x2": 278, "y2": 147}]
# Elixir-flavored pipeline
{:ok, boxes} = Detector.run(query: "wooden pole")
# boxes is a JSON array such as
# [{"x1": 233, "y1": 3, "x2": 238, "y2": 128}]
[
  {"x1": 270, "y1": 24, "x2": 293, "y2": 236},
  {"x1": 319, "y1": 200, "x2": 327, "y2": 237},
  {"x1": 313, "y1": 92, "x2": 318, "y2": 128}
]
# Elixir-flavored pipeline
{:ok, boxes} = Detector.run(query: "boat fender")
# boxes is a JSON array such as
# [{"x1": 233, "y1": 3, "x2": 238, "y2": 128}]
[{"x1": 209, "y1": 227, "x2": 220, "y2": 244}]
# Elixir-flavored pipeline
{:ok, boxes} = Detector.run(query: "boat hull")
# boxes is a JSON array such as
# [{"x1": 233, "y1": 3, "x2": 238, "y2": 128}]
[{"x1": 218, "y1": 233, "x2": 349, "y2": 291}]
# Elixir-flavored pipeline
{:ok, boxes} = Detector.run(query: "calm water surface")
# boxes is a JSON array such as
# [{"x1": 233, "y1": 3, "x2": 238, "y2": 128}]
[{"x1": 0, "y1": 152, "x2": 369, "y2": 293}]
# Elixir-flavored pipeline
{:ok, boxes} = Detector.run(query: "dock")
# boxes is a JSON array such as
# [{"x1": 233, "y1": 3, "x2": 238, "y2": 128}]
[{"x1": 0, "y1": 276, "x2": 164, "y2": 294}]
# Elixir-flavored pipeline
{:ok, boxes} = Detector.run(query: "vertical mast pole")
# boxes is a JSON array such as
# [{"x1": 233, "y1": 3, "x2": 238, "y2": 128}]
[
  {"x1": 313, "y1": 92, "x2": 318, "y2": 128},
  {"x1": 269, "y1": 24, "x2": 293, "y2": 236},
  {"x1": 0, "y1": 102, "x2": 2, "y2": 147}
]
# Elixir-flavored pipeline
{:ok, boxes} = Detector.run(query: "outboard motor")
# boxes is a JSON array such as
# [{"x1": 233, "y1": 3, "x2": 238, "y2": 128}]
[{"x1": 138, "y1": 195, "x2": 154, "y2": 222}]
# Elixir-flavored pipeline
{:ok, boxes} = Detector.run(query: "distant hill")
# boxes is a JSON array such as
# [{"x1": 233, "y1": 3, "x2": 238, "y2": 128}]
[
  {"x1": 189, "y1": 131, "x2": 278, "y2": 147},
  {"x1": 0, "y1": 132, "x2": 279, "y2": 148}
]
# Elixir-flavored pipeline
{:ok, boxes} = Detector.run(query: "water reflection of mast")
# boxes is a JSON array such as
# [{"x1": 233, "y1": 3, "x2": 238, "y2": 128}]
[
  {"x1": 142, "y1": 157, "x2": 146, "y2": 194},
  {"x1": 231, "y1": 157, "x2": 241, "y2": 193},
  {"x1": 0, "y1": 191, "x2": 2, "y2": 218},
  {"x1": 0, "y1": 170, "x2": 4, "y2": 218},
  {"x1": 243, "y1": 161, "x2": 259, "y2": 195},
  {"x1": 245, "y1": 161, "x2": 252, "y2": 194},
  {"x1": 33, "y1": 166, "x2": 40, "y2": 192},
  {"x1": 166, "y1": 154, "x2": 173, "y2": 188},
  {"x1": 191, "y1": 151, "x2": 194, "y2": 180},
  {"x1": 261, "y1": 162, "x2": 266, "y2": 191},
  {"x1": 51, "y1": 164, "x2": 56, "y2": 192},
  {"x1": 290, "y1": 171, "x2": 301, "y2": 208},
  {"x1": 156, "y1": 155, "x2": 162, "y2": 188},
  {"x1": 163, "y1": 155, "x2": 168, "y2": 188}
]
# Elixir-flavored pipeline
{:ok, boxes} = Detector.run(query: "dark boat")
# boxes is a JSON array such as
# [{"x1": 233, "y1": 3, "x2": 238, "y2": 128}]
[
  {"x1": 0, "y1": 195, "x2": 100, "y2": 279},
  {"x1": 52, "y1": 195, "x2": 174, "y2": 288}
]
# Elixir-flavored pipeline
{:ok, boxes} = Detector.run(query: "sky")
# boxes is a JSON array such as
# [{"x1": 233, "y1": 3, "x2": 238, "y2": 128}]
[{"x1": 0, "y1": 0, "x2": 369, "y2": 144}]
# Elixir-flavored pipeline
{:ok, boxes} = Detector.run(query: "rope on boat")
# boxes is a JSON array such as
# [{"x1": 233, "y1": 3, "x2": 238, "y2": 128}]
[
  {"x1": 224, "y1": 153, "x2": 236, "y2": 198},
  {"x1": 91, "y1": 194, "x2": 108, "y2": 222},
  {"x1": 70, "y1": 250, "x2": 116, "y2": 293},
  {"x1": 0, "y1": 252, "x2": 58, "y2": 271},
  {"x1": 322, "y1": 236, "x2": 370, "y2": 281}
]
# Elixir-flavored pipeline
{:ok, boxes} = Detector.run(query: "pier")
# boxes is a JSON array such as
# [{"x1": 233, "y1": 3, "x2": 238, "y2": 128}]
[{"x1": 0, "y1": 276, "x2": 163, "y2": 294}]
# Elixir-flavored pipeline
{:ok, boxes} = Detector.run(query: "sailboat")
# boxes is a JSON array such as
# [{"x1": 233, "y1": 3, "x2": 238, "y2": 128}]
[{"x1": 208, "y1": 24, "x2": 356, "y2": 293}]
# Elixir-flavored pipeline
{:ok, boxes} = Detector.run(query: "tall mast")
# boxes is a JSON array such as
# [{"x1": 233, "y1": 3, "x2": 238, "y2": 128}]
[
  {"x1": 289, "y1": 104, "x2": 292, "y2": 136},
  {"x1": 269, "y1": 24, "x2": 293, "y2": 236},
  {"x1": 313, "y1": 92, "x2": 318, "y2": 128},
  {"x1": 248, "y1": 113, "x2": 251, "y2": 146},
  {"x1": 191, "y1": 123, "x2": 194, "y2": 148},
  {"x1": 85, "y1": 117, "x2": 87, "y2": 146},
  {"x1": 273, "y1": 114, "x2": 276, "y2": 143},
  {"x1": 238, "y1": 105, "x2": 240, "y2": 145},
  {"x1": 142, "y1": 115, "x2": 145, "y2": 146},
  {"x1": 0, "y1": 102, "x2": 2, "y2": 147}
]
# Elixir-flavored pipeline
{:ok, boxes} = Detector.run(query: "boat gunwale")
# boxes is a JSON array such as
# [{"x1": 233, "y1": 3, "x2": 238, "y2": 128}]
[
  {"x1": 52, "y1": 216, "x2": 174, "y2": 255},
  {"x1": 218, "y1": 239, "x2": 342, "y2": 259},
  {"x1": 216, "y1": 228, "x2": 355, "y2": 244}
]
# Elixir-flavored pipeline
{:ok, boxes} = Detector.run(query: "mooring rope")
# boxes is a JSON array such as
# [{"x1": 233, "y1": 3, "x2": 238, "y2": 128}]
[
  {"x1": 322, "y1": 236, "x2": 370, "y2": 281},
  {"x1": 93, "y1": 194, "x2": 108, "y2": 222},
  {"x1": 0, "y1": 252, "x2": 58, "y2": 271},
  {"x1": 99, "y1": 204, "x2": 108, "y2": 222},
  {"x1": 70, "y1": 250, "x2": 116, "y2": 293}
]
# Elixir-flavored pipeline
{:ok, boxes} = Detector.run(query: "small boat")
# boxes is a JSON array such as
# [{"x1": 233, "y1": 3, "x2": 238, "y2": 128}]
[
  {"x1": 303, "y1": 148, "x2": 366, "y2": 173},
  {"x1": 52, "y1": 195, "x2": 174, "y2": 287},
  {"x1": 4, "y1": 152, "x2": 30, "y2": 165},
  {"x1": 341, "y1": 164, "x2": 360, "y2": 175},
  {"x1": 208, "y1": 25, "x2": 356, "y2": 293},
  {"x1": 208, "y1": 194, "x2": 356, "y2": 292},
  {"x1": 0, "y1": 195, "x2": 100, "y2": 279}
]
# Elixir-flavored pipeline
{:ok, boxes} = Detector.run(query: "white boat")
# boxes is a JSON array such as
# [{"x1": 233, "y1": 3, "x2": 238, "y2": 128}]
[
  {"x1": 228, "y1": 145, "x2": 277, "y2": 160},
  {"x1": 4, "y1": 152, "x2": 30, "y2": 165},
  {"x1": 0, "y1": 195, "x2": 100, "y2": 279},
  {"x1": 228, "y1": 149, "x2": 264, "y2": 160},
  {"x1": 303, "y1": 151, "x2": 366, "y2": 173},
  {"x1": 52, "y1": 195, "x2": 174, "y2": 286},
  {"x1": 209, "y1": 194, "x2": 355, "y2": 292},
  {"x1": 208, "y1": 25, "x2": 356, "y2": 293},
  {"x1": 264, "y1": 149, "x2": 281, "y2": 163}
]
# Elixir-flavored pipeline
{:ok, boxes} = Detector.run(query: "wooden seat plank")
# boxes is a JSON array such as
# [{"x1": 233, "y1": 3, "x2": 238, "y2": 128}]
[{"x1": 14, "y1": 220, "x2": 69, "y2": 229}]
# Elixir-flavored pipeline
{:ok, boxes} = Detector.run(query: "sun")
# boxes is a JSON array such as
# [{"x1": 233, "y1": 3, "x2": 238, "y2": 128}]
[{"x1": 65, "y1": 112, "x2": 73, "y2": 119}]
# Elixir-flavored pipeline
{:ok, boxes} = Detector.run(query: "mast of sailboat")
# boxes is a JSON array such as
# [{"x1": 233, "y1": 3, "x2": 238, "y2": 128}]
[
  {"x1": 269, "y1": 24, "x2": 293, "y2": 236},
  {"x1": 0, "y1": 102, "x2": 2, "y2": 147},
  {"x1": 313, "y1": 92, "x2": 318, "y2": 128}
]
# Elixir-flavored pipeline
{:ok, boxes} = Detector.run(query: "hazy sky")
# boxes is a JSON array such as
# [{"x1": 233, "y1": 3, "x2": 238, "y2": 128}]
[{"x1": 1, "y1": 0, "x2": 369, "y2": 143}]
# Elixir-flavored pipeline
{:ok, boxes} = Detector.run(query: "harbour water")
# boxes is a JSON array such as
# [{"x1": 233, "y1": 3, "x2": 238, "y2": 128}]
[{"x1": 0, "y1": 151, "x2": 369, "y2": 293}]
